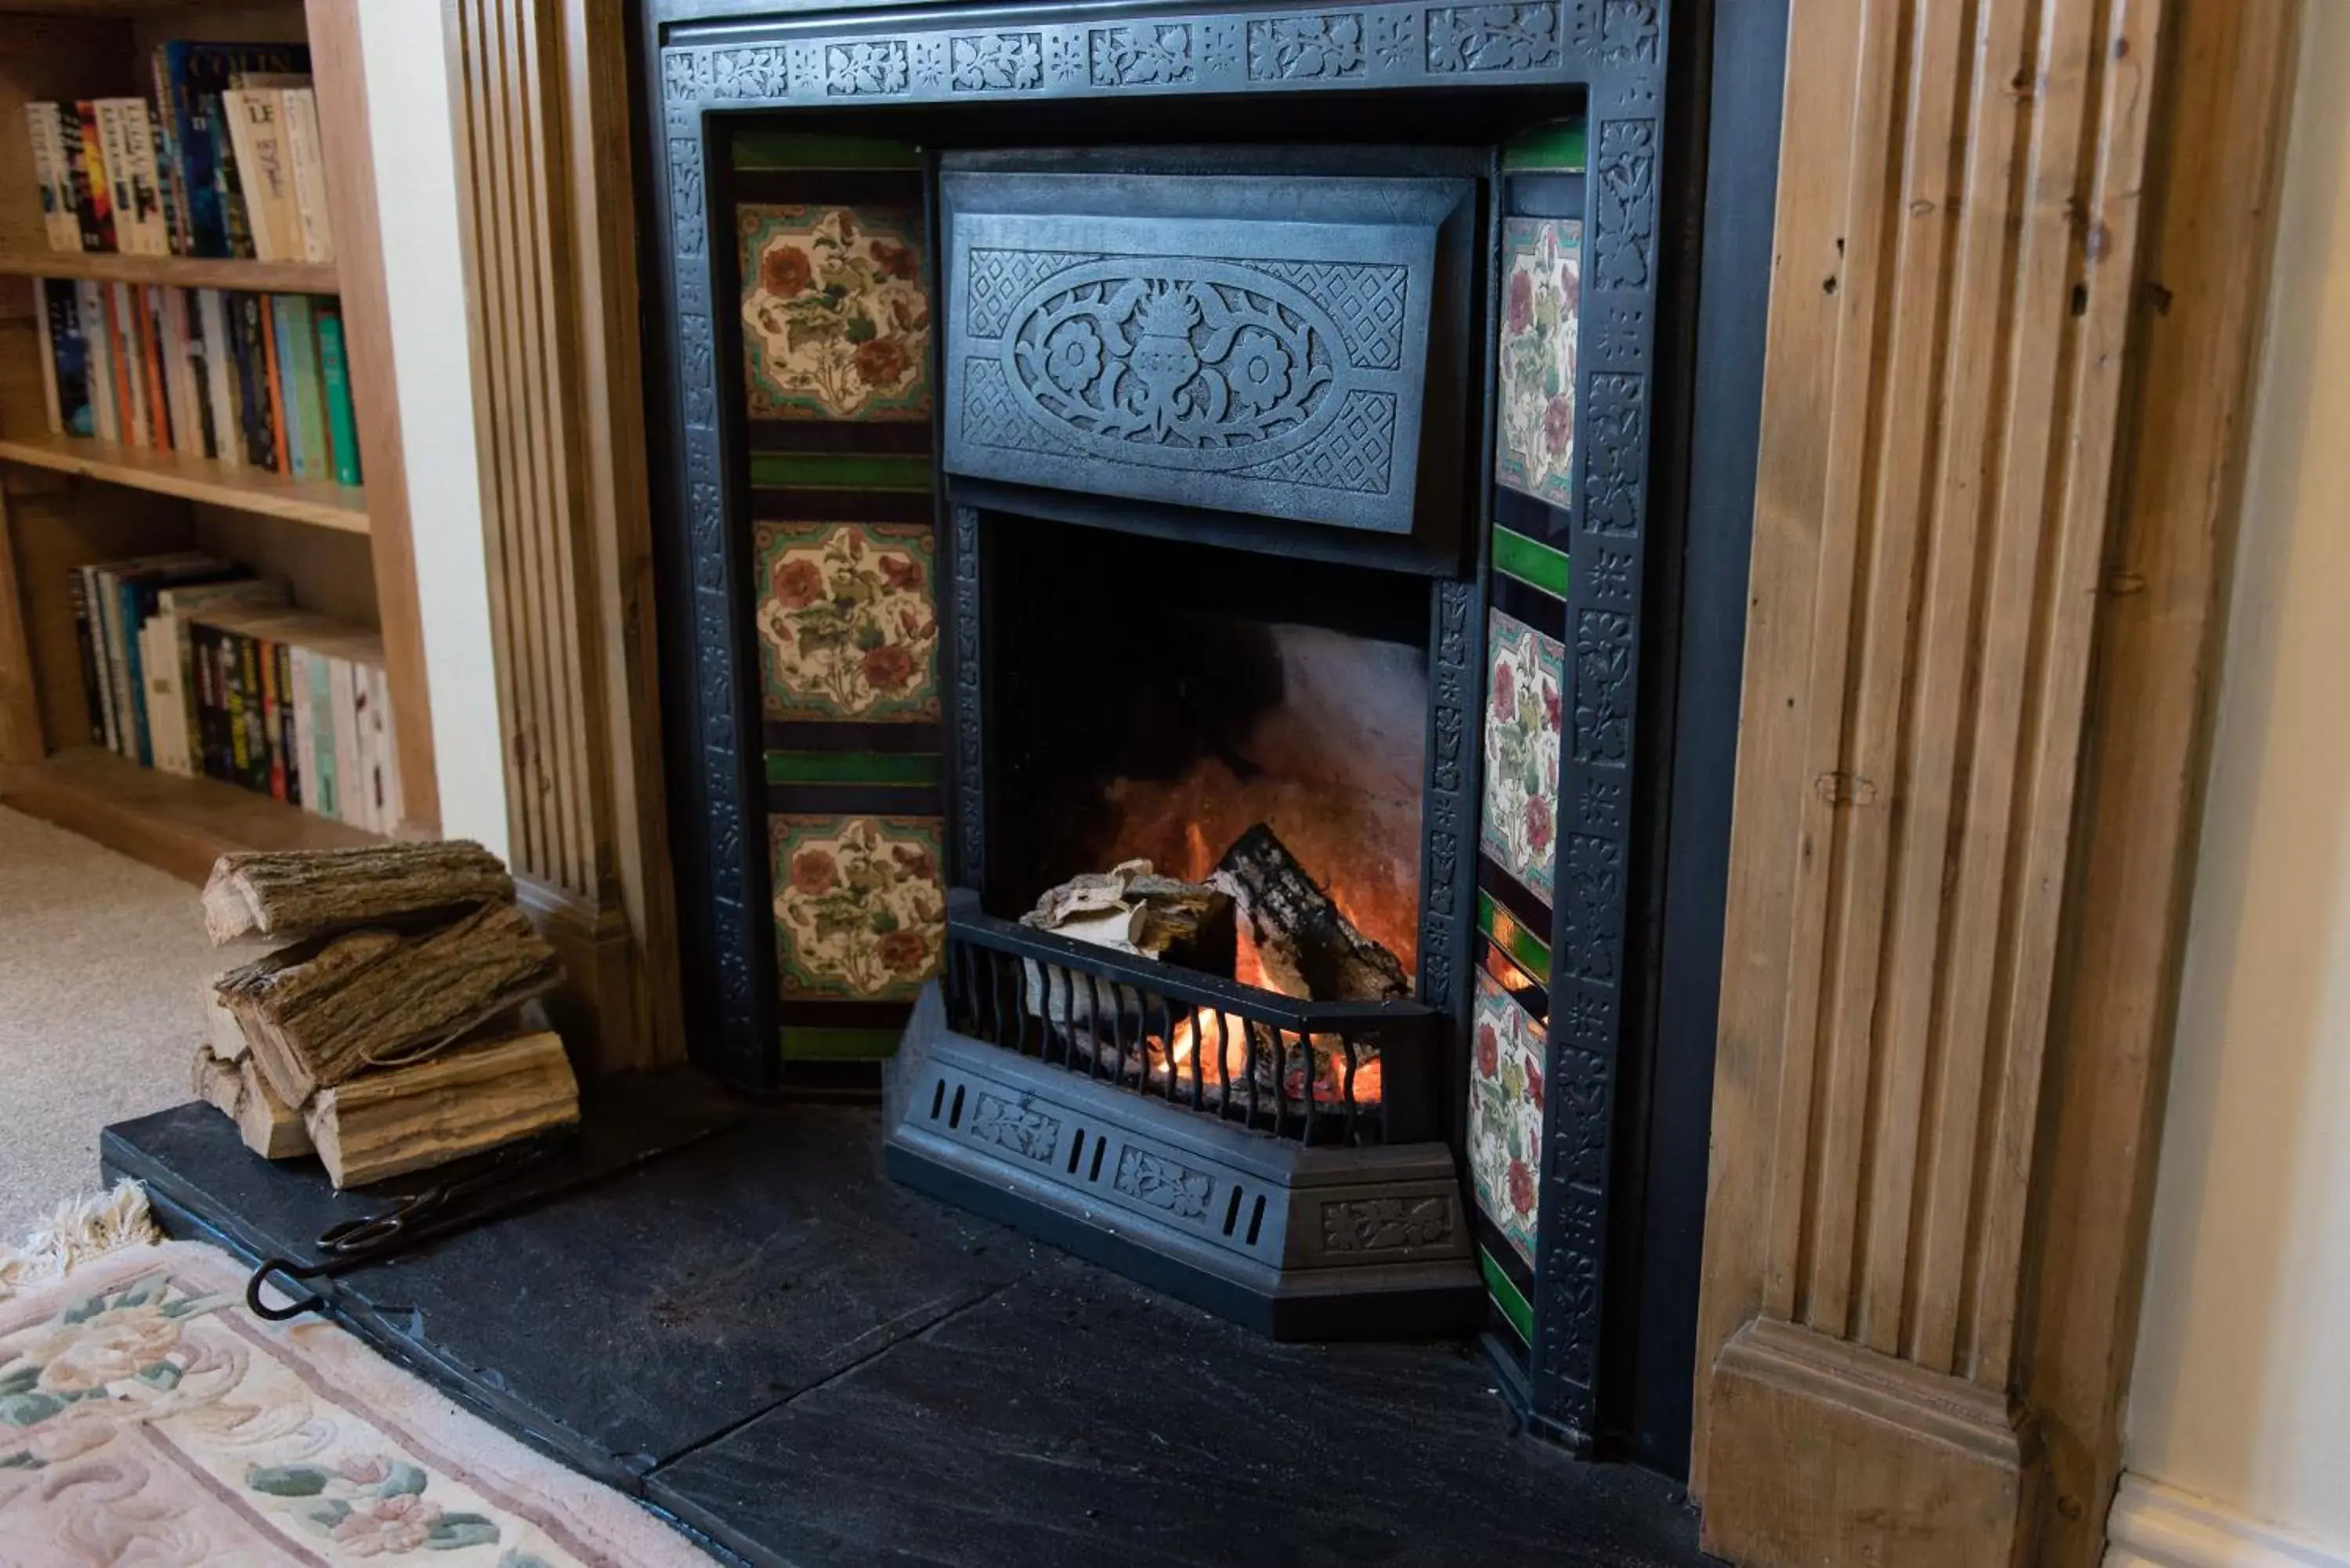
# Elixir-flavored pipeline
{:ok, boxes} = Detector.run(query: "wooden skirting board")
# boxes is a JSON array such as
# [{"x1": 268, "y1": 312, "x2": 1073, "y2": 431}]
[{"x1": 2104, "y1": 1477, "x2": 2350, "y2": 1568}]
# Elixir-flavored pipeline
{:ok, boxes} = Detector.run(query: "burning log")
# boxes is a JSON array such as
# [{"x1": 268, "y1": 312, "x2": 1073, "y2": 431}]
[
  {"x1": 1211, "y1": 825, "x2": 1410, "y2": 1003},
  {"x1": 1018, "y1": 860, "x2": 1235, "y2": 1035}
]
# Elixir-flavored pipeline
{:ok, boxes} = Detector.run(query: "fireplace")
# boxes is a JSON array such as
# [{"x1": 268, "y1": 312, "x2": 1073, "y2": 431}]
[{"x1": 642, "y1": 0, "x2": 1759, "y2": 1461}]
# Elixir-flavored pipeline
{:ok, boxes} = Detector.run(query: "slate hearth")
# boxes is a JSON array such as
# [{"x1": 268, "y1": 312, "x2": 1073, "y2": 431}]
[{"x1": 104, "y1": 1075, "x2": 1712, "y2": 1568}]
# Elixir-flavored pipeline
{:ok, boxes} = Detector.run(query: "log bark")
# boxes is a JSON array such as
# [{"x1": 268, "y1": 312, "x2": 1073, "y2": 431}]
[
  {"x1": 216, "y1": 902, "x2": 564, "y2": 1106},
  {"x1": 191, "y1": 1045, "x2": 313, "y2": 1159},
  {"x1": 304, "y1": 1031, "x2": 580, "y2": 1188},
  {"x1": 1211, "y1": 825, "x2": 1410, "y2": 1001},
  {"x1": 202, "y1": 842, "x2": 515, "y2": 945}
]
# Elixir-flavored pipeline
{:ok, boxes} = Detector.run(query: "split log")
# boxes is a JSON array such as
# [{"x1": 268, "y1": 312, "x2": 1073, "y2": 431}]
[
  {"x1": 200, "y1": 975, "x2": 250, "y2": 1061},
  {"x1": 191, "y1": 1045, "x2": 313, "y2": 1159},
  {"x1": 1021, "y1": 858, "x2": 1236, "y2": 973},
  {"x1": 1020, "y1": 860, "x2": 1235, "y2": 1033},
  {"x1": 202, "y1": 841, "x2": 515, "y2": 945},
  {"x1": 1211, "y1": 824, "x2": 1410, "y2": 1001},
  {"x1": 304, "y1": 1031, "x2": 579, "y2": 1188},
  {"x1": 216, "y1": 902, "x2": 564, "y2": 1107}
]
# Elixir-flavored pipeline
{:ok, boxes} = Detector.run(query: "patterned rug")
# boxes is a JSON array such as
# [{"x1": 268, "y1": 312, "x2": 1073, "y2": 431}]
[{"x1": 0, "y1": 1230, "x2": 717, "y2": 1566}]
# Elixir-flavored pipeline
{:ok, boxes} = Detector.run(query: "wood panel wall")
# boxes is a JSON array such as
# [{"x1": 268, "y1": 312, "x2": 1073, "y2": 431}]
[
  {"x1": 445, "y1": 0, "x2": 682, "y2": 1071},
  {"x1": 1692, "y1": 1, "x2": 2302, "y2": 1563}
]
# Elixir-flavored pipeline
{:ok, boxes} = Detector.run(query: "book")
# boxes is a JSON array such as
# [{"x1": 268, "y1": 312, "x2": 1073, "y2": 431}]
[
  {"x1": 111, "y1": 99, "x2": 172, "y2": 256},
  {"x1": 117, "y1": 556, "x2": 235, "y2": 764},
  {"x1": 66, "y1": 570, "x2": 104, "y2": 746},
  {"x1": 221, "y1": 89, "x2": 295, "y2": 262},
  {"x1": 76, "y1": 282, "x2": 115, "y2": 444},
  {"x1": 157, "y1": 41, "x2": 311, "y2": 258},
  {"x1": 230, "y1": 291, "x2": 275, "y2": 468},
  {"x1": 34, "y1": 280, "x2": 62, "y2": 435},
  {"x1": 106, "y1": 284, "x2": 143, "y2": 447},
  {"x1": 257, "y1": 291, "x2": 290, "y2": 472},
  {"x1": 74, "y1": 103, "x2": 116, "y2": 253},
  {"x1": 273, "y1": 296, "x2": 327, "y2": 480},
  {"x1": 197, "y1": 290, "x2": 240, "y2": 468},
  {"x1": 300, "y1": 646, "x2": 337, "y2": 819},
  {"x1": 154, "y1": 578, "x2": 288, "y2": 777},
  {"x1": 134, "y1": 283, "x2": 168, "y2": 450},
  {"x1": 280, "y1": 89, "x2": 334, "y2": 264},
  {"x1": 316, "y1": 303, "x2": 362, "y2": 486},
  {"x1": 26, "y1": 104, "x2": 79, "y2": 251},
  {"x1": 208, "y1": 97, "x2": 252, "y2": 259},
  {"x1": 47, "y1": 282, "x2": 95, "y2": 439},
  {"x1": 368, "y1": 663, "x2": 400, "y2": 829}
]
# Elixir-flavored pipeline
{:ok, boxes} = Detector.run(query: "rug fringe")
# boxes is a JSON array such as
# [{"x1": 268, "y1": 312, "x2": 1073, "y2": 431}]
[{"x1": 0, "y1": 1180, "x2": 162, "y2": 1301}]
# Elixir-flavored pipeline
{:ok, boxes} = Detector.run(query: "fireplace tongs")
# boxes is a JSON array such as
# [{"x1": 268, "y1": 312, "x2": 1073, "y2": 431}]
[{"x1": 243, "y1": 1132, "x2": 576, "y2": 1321}]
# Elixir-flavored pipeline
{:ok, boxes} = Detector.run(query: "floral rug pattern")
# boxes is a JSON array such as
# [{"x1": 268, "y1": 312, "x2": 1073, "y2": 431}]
[
  {"x1": 1470, "y1": 967, "x2": 1546, "y2": 1267},
  {"x1": 1481, "y1": 610, "x2": 1564, "y2": 905},
  {"x1": 771, "y1": 815, "x2": 945, "y2": 999},
  {"x1": 1495, "y1": 215, "x2": 1582, "y2": 508},
  {"x1": 739, "y1": 204, "x2": 931, "y2": 421},
  {"x1": 754, "y1": 521, "x2": 941, "y2": 722},
  {"x1": 0, "y1": 1241, "x2": 711, "y2": 1567}
]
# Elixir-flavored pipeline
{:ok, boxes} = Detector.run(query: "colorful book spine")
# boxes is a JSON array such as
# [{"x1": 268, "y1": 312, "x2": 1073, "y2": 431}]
[
  {"x1": 316, "y1": 304, "x2": 362, "y2": 486},
  {"x1": 76, "y1": 282, "x2": 115, "y2": 444},
  {"x1": 197, "y1": 291, "x2": 240, "y2": 467},
  {"x1": 74, "y1": 103, "x2": 115, "y2": 252},
  {"x1": 26, "y1": 104, "x2": 78, "y2": 251},
  {"x1": 305, "y1": 649, "x2": 338, "y2": 819},
  {"x1": 258, "y1": 294, "x2": 289, "y2": 473},
  {"x1": 38, "y1": 282, "x2": 90, "y2": 438},
  {"x1": 274, "y1": 641, "x2": 302, "y2": 806}
]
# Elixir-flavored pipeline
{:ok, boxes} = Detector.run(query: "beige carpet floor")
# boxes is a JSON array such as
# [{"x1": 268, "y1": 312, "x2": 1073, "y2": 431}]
[{"x1": 0, "y1": 807, "x2": 222, "y2": 1241}]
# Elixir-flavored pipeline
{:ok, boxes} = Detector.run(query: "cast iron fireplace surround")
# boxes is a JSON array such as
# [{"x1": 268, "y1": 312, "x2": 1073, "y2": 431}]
[{"x1": 641, "y1": 0, "x2": 1783, "y2": 1475}]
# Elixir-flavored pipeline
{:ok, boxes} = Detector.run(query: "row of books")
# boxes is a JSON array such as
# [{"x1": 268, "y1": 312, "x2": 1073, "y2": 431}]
[
  {"x1": 36, "y1": 281, "x2": 362, "y2": 486},
  {"x1": 24, "y1": 39, "x2": 330, "y2": 263},
  {"x1": 70, "y1": 555, "x2": 402, "y2": 833}
]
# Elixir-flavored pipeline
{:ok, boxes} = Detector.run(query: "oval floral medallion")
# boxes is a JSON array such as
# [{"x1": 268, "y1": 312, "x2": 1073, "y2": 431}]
[{"x1": 999, "y1": 260, "x2": 1349, "y2": 471}]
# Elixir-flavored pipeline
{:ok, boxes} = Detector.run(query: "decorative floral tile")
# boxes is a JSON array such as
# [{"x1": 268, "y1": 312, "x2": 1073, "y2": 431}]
[
  {"x1": 1495, "y1": 215, "x2": 1582, "y2": 508},
  {"x1": 771, "y1": 815, "x2": 945, "y2": 1000},
  {"x1": 739, "y1": 204, "x2": 931, "y2": 421},
  {"x1": 754, "y1": 521, "x2": 940, "y2": 722},
  {"x1": 1471, "y1": 967, "x2": 1546, "y2": 1267},
  {"x1": 1481, "y1": 610, "x2": 1564, "y2": 905}
]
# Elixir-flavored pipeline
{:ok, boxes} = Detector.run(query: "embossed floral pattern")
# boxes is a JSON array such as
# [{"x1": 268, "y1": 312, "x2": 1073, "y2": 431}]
[
  {"x1": 1482, "y1": 611, "x2": 1564, "y2": 904},
  {"x1": 754, "y1": 522, "x2": 939, "y2": 722},
  {"x1": 739, "y1": 204, "x2": 931, "y2": 420},
  {"x1": 1495, "y1": 215, "x2": 1582, "y2": 507},
  {"x1": 1470, "y1": 968, "x2": 1546, "y2": 1266},
  {"x1": 770, "y1": 816, "x2": 945, "y2": 999}
]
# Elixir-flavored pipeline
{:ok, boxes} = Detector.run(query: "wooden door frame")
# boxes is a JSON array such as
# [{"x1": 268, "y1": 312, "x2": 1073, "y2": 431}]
[
  {"x1": 443, "y1": 0, "x2": 2301, "y2": 1559},
  {"x1": 1689, "y1": 2, "x2": 2302, "y2": 1565}
]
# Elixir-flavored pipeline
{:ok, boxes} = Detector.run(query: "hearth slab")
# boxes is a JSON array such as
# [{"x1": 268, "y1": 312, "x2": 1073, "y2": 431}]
[
  {"x1": 104, "y1": 1080, "x2": 1713, "y2": 1568},
  {"x1": 106, "y1": 1082, "x2": 1037, "y2": 1485},
  {"x1": 645, "y1": 1252, "x2": 1706, "y2": 1568}
]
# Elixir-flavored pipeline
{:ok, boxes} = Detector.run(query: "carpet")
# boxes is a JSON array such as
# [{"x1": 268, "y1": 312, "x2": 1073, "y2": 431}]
[
  {"x1": 0, "y1": 807, "x2": 226, "y2": 1241},
  {"x1": 0, "y1": 1230, "x2": 718, "y2": 1566}
]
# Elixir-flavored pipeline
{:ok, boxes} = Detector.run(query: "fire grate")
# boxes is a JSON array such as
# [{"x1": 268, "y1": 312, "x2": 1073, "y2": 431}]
[{"x1": 942, "y1": 892, "x2": 1443, "y2": 1147}]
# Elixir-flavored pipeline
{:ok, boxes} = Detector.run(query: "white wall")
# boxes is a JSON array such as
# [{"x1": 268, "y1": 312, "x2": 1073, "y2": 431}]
[
  {"x1": 356, "y1": 0, "x2": 509, "y2": 858},
  {"x1": 2113, "y1": 2, "x2": 2350, "y2": 1563}
]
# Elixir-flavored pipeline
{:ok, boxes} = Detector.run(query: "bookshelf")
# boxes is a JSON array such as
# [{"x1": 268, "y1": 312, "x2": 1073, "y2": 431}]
[{"x1": 0, "y1": 0, "x2": 436, "y2": 878}]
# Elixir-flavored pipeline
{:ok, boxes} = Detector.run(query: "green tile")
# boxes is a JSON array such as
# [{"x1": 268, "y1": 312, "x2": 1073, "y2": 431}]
[
  {"x1": 1502, "y1": 121, "x2": 1588, "y2": 173},
  {"x1": 779, "y1": 1026, "x2": 905, "y2": 1060},
  {"x1": 732, "y1": 132, "x2": 923, "y2": 171},
  {"x1": 766, "y1": 751, "x2": 942, "y2": 786},
  {"x1": 748, "y1": 452, "x2": 934, "y2": 492},
  {"x1": 1480, "y1": 1246, "x2": 1535, "y2": 1347},
  {"x1": 1479, "y1": 890, "x2": 1553, "y2": 978},
  {"x1": 1491, "y1": 525, "x2": 1570, "y2": 599}
]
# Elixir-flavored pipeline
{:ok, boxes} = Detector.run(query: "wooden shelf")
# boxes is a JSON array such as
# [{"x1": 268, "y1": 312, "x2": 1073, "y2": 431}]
[
  {"x1": 1, "y1": 745, "x2": 382, "y2": 885},
  {"x1": 0, "y1": 433, "x2": 368, "y2": 533},
  {"x1": 0, "y1": 251, "x2": 339, "y2": 295}
]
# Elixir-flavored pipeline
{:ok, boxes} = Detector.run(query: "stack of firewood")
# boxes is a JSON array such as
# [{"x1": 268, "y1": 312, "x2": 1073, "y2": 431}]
[{"x1": 188, "y1": 842, "x2": 580, "y2": 1188}]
